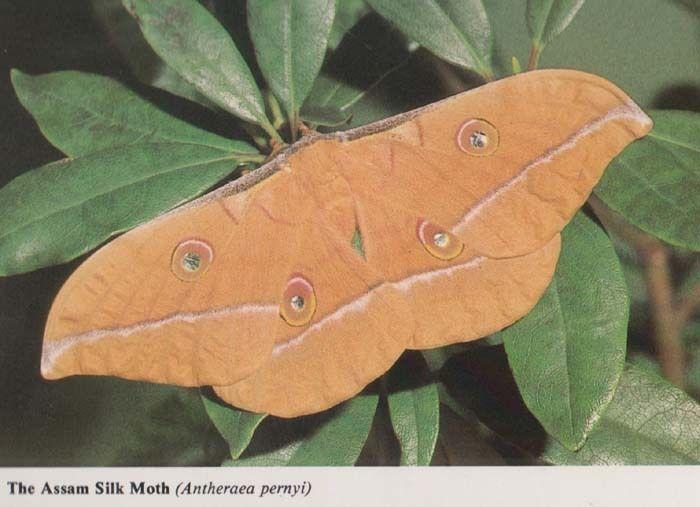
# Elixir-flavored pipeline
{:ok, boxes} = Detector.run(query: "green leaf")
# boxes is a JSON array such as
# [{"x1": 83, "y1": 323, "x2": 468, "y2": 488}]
[
  {"x1": 90, "y1": 0, "x2": 212, "y2": 107},
  {"x1": 432, "y1": 406, "x2": 507, "y2": 465},
  {"x1": 595, "y1": 110, "x2": 700, "y2": 251},
  {"x1": 304, "y1": 74, "x2": 366, "y2": 116},
  {"x1": 366, "y1": 0, "x2": 493, "y2": 79},
  {"x1": 0, "y1": 377, "x2": 219, "y2": 466},
  {"x1": 441, "y1": 348, "x2": 700, "y2": 465},
  {"x1": 511, "y1": 56, "x2": 522, "y2": 74},
  {"x1": 303, "y1": 16, "x2": 411, "y2": 127},
  {"x1": 0, "y1": 143, "x2": 243, "y2": 275},
  {"x1": 11, "y1": 70, "x2": 256, "y2": 157},
  {"x1": 299, "y1": 104, "x2": 351, "y2": 127},
  {"x1": 543, "y1": 364, "x2": 700, "y2": 465},
  {"x1": 421, "y1": 344, "x2": 470, "y2": 373},
  {"x1": 327, "y1": 0, "x2": 370, "y2": 50},
  {"x1": 385, "y1": 353, "x2": 439, "y2": 465},
  {"x1": 500, "y1": 213, "x2": 628, "y2": 450},
  {"x1": 248, "y1": 0, "x2": 335, "y2": 120},
  {"x1": 122, "y1": 0, "x2": 272, "y2": 131},
  {"x1": 80, "y1": 384, "x2": 216, "y2": 466},
  {"x1": 224, "y1": 392, "x2": 378, "y2": 466},
  {"x1": 526, "y1": 0, "x2": 586, "y2": 49},
  {"x1": 201, "y1": 395, "x2": 266, "y2": 460}
]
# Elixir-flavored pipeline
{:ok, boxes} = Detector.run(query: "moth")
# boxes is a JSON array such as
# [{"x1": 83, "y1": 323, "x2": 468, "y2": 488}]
[{"x1": 41, "y1": 70, "x2": 652, "y2": 417}]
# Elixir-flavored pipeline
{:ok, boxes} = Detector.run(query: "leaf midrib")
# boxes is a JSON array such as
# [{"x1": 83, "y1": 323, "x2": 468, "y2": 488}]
[
  {"x1": 0, "y1": 153, "x2": 237, "y2": 241},
  {"x1": 532, "y1": 0, "x2": 557, "y2": 46},
  {"x1": 648, "y1": 130, "x2": 700, "y2": 154},
  {"x1": 600, "y1": 412, "x2": 699, "y2": 463},
  {"x1": 549, "y1": 277, "x2": 578, "y2": 444},
  {"x1": 284, "y1": 1, "x2": 296, "y2": 115},
  {"x1": 33, "y1": 88, "x2": 248, "y2": 154},
  {"x1": 431, "y1": 1, "x2": 486, "y2": 72}
]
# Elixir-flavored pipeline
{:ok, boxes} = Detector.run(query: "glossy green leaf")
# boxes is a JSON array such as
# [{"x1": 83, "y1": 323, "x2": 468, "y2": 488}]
[
  {"x1": 327, "y1": 0, "x2": 369, "y2": 50},
  {"x1": 526, "y1": 0, "x2": 586, "y2": 49},
  {"x1": 0, "y1": 377, "x2": 219, "y2": 466},
  {"x1": 201, "y1": 395, "x2": 266, "y2": 460},
  {"x1": 431, "y1": 406, "x2": 507, "y2": 466},
  {"x1": 303, "y1": 16, "x2": 411, "y2": 127},
  {"x1": 304, "y1": 74, "x2": 366, "y2": 117},
  {"x1": 543, "y1": 364, "x2": 700, "y2": 464},
  {"x1": 248, "y1": 0, "x2": 335, "y2": 119},
  {"x1": 421, "y1": 344, "x2": 470, "y2": 374},
  {"x1": 123, "y1": 0, "x2": 272, "y2": 130},
  {"x1": 595, "y1": 110, "x2": 700, "y2": 251},
  {"x1": 299, "y1": 104, "x2": 351, "y2": 127},
  {"x1": 442, "y1": 348, "x2": 700, "y2": 465},
  {"x1": 0, "y1": 143, "x2": 245, "y2": 275},
  {"x1": 511, "y1": 56, "x2": 522, "y2": 74},
  {"x1": 500, "y1": 213, "x2": 628, "y2": 450},
  {"x1": 90, "y1": 0, "x2": 212, "y2": 107},
  {"x1": 79, "y1": 383, "x2": 216, "y2": 466},
  {"x1": 11, "y1": 70, "x2": 255, "y2": 157},
  {"x1": 385, "y1": 353, "x2": 439, "y2": 465},
  {"x1": 224, "y1": 392, "x2": 378, "y2": 466},
  {"x1": 367, "y1": 0, "x2": 493, "y2": 78}
]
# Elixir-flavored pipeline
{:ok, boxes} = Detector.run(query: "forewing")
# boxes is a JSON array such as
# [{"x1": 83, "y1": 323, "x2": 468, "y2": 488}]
[
  {"x1": 41, "y1": 170, "x2": 311, "y2": 386},
  {"x1": 339, "y1": 69, "x2": 652, "y2": 259}
]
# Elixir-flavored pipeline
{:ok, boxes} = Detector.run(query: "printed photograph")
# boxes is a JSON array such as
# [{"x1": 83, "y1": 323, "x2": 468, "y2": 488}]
[{"x1": 1, "y1": 0, "x2": 699, "y2": 467}]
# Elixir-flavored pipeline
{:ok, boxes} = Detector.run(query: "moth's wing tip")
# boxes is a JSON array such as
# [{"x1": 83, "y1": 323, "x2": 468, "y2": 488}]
[{"x1": 39, "y1": 340, "x2": 68, "y2": 380}]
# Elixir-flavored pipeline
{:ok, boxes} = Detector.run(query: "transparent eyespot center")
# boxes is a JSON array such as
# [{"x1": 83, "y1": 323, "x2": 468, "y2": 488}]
[
  {"x1": 418, "y1": 219, "x2": 464, "y2": 261},
  {"x1": 281, "y1": 274, "x2": 316, "y2": 326},
  {"x1": 171, "y1": 239, "x2": 213, "y2": 282},
  {"x1": 290, "y1": 295, "x2": 305, "y2": 311},
  {"x1": 470, "y1": 131, "x2": 488, "y2": 149},
  {"x1": 433, "y1": 232, "x2": 450, "y2": 248},
  {"x1": 457, "y1": 119, "x2": 499, "y2": 156},
  {"x1": 182, "y1": 252, "x2": 201, "y2": 272}
]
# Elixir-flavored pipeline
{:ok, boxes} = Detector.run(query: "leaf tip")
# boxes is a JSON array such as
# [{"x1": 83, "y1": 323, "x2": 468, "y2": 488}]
[{"x1": 10, "y1": 67, "x2": 29, "y2": 88}]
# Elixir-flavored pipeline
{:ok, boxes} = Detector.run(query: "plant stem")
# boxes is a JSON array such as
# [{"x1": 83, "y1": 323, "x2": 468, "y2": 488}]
[
  {"x1": 237, "y1": 153, "x2": 266, "y2": 164},
  {"x1": 641, "y1": 244, "x2": 686, "y2": 386},
  {"x1": 480, "y1": 67, "x2": 494, "y2": 82},
  {"x1": 289, "y1": 111, "x2": 298, "y2": 143},
  {"x1": 432, "y1": 58, "x2": 466, "y2": 95},
  {"x1": 266, "y1": 91, "x2": 285, "y2": 130},
  {"x1": 260, "y1": 120, "x2": 284, "y2": 146},
  {"x1": 678, "y1": 283, "x2": 700, "y2": 327},
  {"x1": 241, "y1": 124, "x2": 269, "y2": 151},
  {"x1": 527, "y1": 44, "x2": 542, "y2": 71},
  {"x1": 589, "y1": 195, "x2": 687, "y2": 387}
]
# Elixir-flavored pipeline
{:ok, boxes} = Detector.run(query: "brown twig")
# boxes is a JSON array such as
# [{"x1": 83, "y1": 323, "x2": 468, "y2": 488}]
[
  {"x1": 640, "y1": 244, "x2": 686, "y2": 386},
  {"x1": 431, "y1": 58, "x2": 468, "y2": 95},
  {"x1": 678, "y1": 283, "x2": 700, "y2": 329},
  {"x1": 527, "y1": 45, "x2": 541, "y2": 71}
]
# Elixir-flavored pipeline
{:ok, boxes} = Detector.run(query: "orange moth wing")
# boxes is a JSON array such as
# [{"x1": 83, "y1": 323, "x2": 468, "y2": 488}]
[{"x1": 41, "y1": 70, "x2": 652, "y2": 417}]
